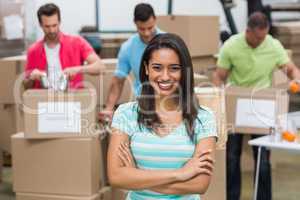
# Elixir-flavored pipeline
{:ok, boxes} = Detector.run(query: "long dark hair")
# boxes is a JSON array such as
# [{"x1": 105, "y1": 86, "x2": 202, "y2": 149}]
[{"x1": 137, "y1": 33, "x2": 200, "y2": 142}]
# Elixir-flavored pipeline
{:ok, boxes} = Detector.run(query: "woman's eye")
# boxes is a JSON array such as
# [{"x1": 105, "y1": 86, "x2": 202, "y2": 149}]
[
  {"x1": 151, "y1": 65, "x2": 161, "y2": 71},
  {"x1": 169, "y1": 65, "x2": 181, "y2": 72}
]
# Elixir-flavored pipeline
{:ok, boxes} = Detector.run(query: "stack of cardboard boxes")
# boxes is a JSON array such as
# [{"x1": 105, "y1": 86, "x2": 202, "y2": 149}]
[
  {"x1": 0, "y1": 56, "x2": 25, "y2": 163},
  {"x1": 11, "y1": 89, "x2": 111, "y2": 200},
  {"x1": 157, "y1": 15, "x2": 219, "y2": 82},
  {"x1": 273, "y1": 22, "x2": 300, "y2": 67}
]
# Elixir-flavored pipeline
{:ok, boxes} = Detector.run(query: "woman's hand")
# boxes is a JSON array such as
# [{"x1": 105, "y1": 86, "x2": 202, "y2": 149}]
[
  {"x1": 176, "y1": 149, "x2": 214, "y2": 181},
  {"x1": 118, "y1": 142, "x2": 136, "y2": 168}
]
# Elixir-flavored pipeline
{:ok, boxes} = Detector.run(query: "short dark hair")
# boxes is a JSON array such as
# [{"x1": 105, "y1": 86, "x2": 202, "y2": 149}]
[
  {"x1": 134, "y1": 3, "x2": 155, "y2": 22},
  {"x1": 37, "y1": 3, "x2": 61, "y2": 24},
  {"x1": 138, "y1": 33, "x2": 201, "y2": 143},
  {"x1": 247, "y1": 11, "x2": 269, "y2": 30}
]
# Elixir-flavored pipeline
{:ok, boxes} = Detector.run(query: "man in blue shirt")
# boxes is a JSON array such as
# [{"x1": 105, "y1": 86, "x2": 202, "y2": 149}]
[{"x1": 99, "y1": 3, "x2": 163, "y2": 122}]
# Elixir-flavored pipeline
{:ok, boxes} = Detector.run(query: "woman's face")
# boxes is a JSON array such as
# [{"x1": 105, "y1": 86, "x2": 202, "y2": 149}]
[{"x1": 146, "y1": 48, "x2": 182, "y2": 98}]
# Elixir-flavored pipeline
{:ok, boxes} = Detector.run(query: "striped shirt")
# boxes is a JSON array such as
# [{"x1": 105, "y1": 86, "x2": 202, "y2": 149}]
[{"x1": 111, "y1": 102, "x2": 217, "y2": 200}]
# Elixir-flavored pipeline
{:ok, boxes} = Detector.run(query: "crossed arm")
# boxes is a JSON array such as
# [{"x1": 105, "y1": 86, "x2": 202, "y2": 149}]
[{"x1": 107, "y1": 129, "x2": 216, "y2": 195}]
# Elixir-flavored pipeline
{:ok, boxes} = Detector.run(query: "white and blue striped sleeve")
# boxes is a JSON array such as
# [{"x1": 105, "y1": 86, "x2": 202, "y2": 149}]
[
  {"x1": 111, "y1": 102, "x2": 137, "y2": 136},
  {"x1": 195, "y1": 107, "x2": 218, "y2": 142}
]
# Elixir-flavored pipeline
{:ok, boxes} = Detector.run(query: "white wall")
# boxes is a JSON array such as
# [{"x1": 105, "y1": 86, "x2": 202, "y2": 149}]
[
  {"x1": 25, "y1": 0, "x2": 95, "y2": 42},
  {"x1": 26, "y1": 0, "x2": 300, "y2": 42},
  {"x1": 99, "y1": 0, "x2": 247, "y2": 32}
]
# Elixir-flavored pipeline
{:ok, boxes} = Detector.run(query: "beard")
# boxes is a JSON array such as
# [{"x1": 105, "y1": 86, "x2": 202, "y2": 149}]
[{"x1": 46, "y1": 32, "x2": 58, "y2": 41}]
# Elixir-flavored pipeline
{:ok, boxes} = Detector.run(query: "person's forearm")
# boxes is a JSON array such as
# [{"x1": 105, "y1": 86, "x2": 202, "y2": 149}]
[
  {"x1": 82, "y1": 60, "x2": 105, "y2": 75},
  {"x1": 150, "y1": 174, "x2": 211, "y2": 195},
  {"x1": 105, "y1": 78, "x2": 124, "y2": 110},
  {"x1": 23, "y1": 78, "x2": 35, "y2": 90},
  {"x1": 212, "y1": 71, "x2": 225, "y2": 87},
  {"x1": 109, "y1": 167, "x2": 179, "y2": 190},
  {"x1": 288, "y1": 66, "x2": 300, "y2": 80}
]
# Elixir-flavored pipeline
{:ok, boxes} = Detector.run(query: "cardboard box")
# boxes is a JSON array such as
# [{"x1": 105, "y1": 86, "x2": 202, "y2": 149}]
[
  {"x1": 84, "y1": 59, "x2": 135, "y2": 106},
  {"x1": 157, "y1": 15, "x2": 219, "y2": 57},
  {"x1": 202, "y1": 148, "x2": 226, "y2": 200},
  {"x1": 99, "y1": 187, "x2": 112, "y2": 200},
  {"x1": 192, "y1": 55, "x2": 217, "y2": 79},
  {"x1": 12, "y1": 132, "x2": 101, "y2": 196},
  {"x1": 0, "y1": 149, "x2": 2, "y2": 183},
  {"x1": 23, "y1": 89, "x2": 97, "y2": 139},
  {"x1": 273, "y1": 22, "x2": 300, "y2": 45},
  {"x1": 16, "y1": 192, "x2": 101, "y2": 200},
  {"x1": 195, "y1": 87, "x2": 227, "y2": 149},
  {"x1": 0, "y1": 104, "x2": 23, "y2": 152},
  {"x1": 0, "y1": 57, "x2": 25, "y2": 103},
  {"x1": 194, "y1": 73, "x2": 209, "y2": 87},
  {"x1": 225, "y1": 86, "x2": 289, "y2": 134},
  {"x1": 111, "y1": 188, "x2": 128, "y2": 200}
]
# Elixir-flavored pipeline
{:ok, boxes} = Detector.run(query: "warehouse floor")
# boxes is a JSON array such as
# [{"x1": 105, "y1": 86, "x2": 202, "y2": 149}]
[{"x1": 1, "y1": 152, "x2": 300, "y2": 200}]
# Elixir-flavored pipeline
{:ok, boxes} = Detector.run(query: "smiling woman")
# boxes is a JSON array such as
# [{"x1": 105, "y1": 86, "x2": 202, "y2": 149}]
[{"x1": 107, "y1": 33, "x2": 218, "y2": 200}]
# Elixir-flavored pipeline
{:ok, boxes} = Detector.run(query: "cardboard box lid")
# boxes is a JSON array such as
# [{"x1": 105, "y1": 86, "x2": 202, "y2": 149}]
[
  {"x1": 157, "y1": 15, "x2": 219, "y2": 57},
  {"x1": 225, "y1": 86, "x2": 289, "y2": 134},
  {"x1": 12, "y1": 132, "x2": 101, "y2": 196},
  {"x1": 195, "y1": 87, "x2": 227, "y2": 149}
]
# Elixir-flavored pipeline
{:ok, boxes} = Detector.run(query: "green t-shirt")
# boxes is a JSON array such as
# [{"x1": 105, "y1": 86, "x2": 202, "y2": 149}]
[{"x1": 217, "y1": 32, "x2": 290, "y2": 88}]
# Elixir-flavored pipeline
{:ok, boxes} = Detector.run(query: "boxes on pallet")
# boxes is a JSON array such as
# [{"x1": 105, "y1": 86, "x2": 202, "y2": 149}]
[
  {"x1": 23, "y1": 89, "x2": 97, "y2": 139},
  {"x1": 0, "y1": 56, "x2": 25, "y2": 104},
  {"x1": 157, "y1": 15, "x2": 219, "y2": 57},
  {"x1": 12, "y1": 132, "x2": 102, "y2": 196},
  {"x1": 225, "y1": 86, "x2": 289, "y2": 134},
  {"x1": 84, "y1": 59, "x2": 135, "y2": 106},
  {"x1": 0, "y1": 104, "x2": 23, "y2": 152}
]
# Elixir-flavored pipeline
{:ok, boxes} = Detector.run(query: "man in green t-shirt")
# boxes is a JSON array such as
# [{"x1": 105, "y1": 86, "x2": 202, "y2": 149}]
[{"x1": 213, "y1": 12, "x2": 300, "y2": 200}]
